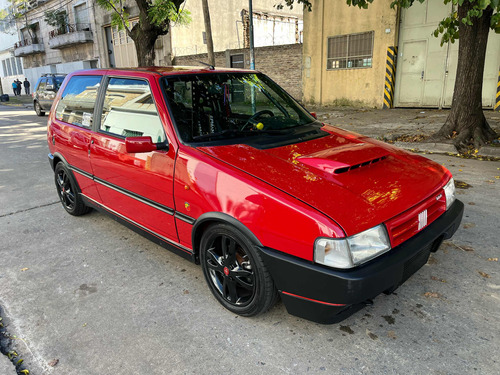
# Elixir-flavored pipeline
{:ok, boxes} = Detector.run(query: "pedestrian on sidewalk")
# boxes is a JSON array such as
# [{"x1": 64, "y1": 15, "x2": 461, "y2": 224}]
[
  {"x1": 12, "y1": 81, "x2": 18, "y2": 96},
  {"x1": 23, "y1": 78, "x2": 30, "y2": 95},
  {"x1": 16, "y1": 79, "x2": 22, "y2": 96}
]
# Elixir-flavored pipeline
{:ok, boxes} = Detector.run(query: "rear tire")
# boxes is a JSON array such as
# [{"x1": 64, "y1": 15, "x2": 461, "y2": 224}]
[
  {"x1": 54, "y1": 162, "x2": 91, "y2": 216},
  {"x1": 34, "y1": 101, "x2": 45, "y2": 116},
  {"x1": 200, "y1": 223, "x2": 278, "y2": 317}
]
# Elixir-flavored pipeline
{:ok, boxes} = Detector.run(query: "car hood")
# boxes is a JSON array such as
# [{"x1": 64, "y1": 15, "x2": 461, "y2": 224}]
[{"x1": 198, "y1": 125, "x2": 449, "y2": 236}]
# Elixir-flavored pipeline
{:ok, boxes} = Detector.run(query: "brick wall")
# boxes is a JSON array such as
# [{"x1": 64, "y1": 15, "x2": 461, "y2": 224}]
[{"x1": 173, "y1": 43, "x2": 303, "y2": 100}]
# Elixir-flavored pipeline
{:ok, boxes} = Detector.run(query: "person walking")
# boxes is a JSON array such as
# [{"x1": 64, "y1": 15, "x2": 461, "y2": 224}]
[
  {"x1": 16, "y1": 79, "x2": 22, "y2": 95},
  {"x1": 12, "y1": 81, "x2": 18, "y2": 96},
  {"x1": 23, "y1": 78, "x2": 30, "y2": 95}
]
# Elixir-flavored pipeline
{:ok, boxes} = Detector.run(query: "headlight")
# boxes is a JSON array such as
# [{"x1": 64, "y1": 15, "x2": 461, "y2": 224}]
[
  {"x1": 443, "y1": 177, "x2": 456, "y2": 210},
  {"x1": 314, "y1": 225, "x2": 391, "y2": 269}
]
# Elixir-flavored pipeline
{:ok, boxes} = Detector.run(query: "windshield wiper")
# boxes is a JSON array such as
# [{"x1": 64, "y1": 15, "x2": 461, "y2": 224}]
[{"x1": 192, "y1": 128, "x2": 292, "y2": 141}]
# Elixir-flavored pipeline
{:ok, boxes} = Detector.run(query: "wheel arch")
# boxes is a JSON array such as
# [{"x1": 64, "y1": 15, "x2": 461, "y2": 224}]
[
  {"x1": 52, "y1": 153, "x2": 83, "y2": 194},
  {"x1": 191, "y1": 212, "x2": 262, "y2": 263}
]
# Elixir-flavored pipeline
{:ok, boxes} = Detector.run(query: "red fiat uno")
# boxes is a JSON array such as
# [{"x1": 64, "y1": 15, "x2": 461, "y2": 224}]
[{"x1": 47, "y1": 67, "x2": 463, "y2": 323}]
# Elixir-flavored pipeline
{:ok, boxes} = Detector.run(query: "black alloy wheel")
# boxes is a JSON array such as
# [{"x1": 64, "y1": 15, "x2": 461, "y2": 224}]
[
  {"x1": 54, "y1": 162, "x2": 91, "y2": 216},
  {"x1": 200, "y1": 223, "x2": 278, "y2": 316},
  {"x1": 34, "y1": 101, "x2": 45, "y2": 116}
]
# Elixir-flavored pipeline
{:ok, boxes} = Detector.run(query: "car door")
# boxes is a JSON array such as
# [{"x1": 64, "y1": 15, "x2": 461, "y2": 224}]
[
  {"x1": 52, "y1": 74, "x2": 104, "y2": 201},
  {"x1": 43, "y1": 77, "x2": 58, "y2": 111},
  {"x1": 36, "y1": 78, "x2": 46, "y2": 107},
  {"x1": 90, "y1": 75, "x2": 179, "y2": 243}
]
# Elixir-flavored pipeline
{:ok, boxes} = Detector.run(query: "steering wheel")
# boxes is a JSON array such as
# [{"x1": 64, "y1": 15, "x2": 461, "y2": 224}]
[{"x1": 240, "y1": 110, "x2": 275, "y2": 131}]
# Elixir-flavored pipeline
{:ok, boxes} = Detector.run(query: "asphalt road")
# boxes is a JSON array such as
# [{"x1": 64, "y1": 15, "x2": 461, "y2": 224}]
[{"x1": 1, "y1": 105, "x2": 499, "y2": 375}]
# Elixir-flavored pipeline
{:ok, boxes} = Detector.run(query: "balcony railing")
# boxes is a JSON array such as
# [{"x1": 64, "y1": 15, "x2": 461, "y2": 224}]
[
  {"x1": 49, "y1": 23, "x2": 92, "y2": 39},
  {"x1": 14, "y1": 37, "x2": 45, "y2": 56},
  {"x1": 14, "y1": 37, "x2": 42, "y2": 48},
  {"x1": 48, "y1": 24, "x2": 93, "y2": 49}
]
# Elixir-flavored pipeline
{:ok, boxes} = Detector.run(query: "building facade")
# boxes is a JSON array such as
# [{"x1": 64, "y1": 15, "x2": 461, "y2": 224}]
[
  {"x1": 0, "y1": 0, "x2": 25, "y2": 95},
  {"x1": 170, "y1": 0, "x2": 303, "y2": 57},
  {"x1": 303, "y1": 0, "x2": 500, "y2": 109},
  {"x1": 12, "y1": 0, "x2": 99, "y2": 86}
]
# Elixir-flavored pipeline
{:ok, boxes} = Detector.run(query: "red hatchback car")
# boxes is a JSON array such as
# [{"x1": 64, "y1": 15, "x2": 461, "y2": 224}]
[{"x1": 47, "y1": 67, "x2": 463, "y2": 323}]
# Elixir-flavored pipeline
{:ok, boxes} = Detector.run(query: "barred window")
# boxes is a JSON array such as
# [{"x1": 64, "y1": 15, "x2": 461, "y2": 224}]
[{"x1": 327, "y1": 31, "x2": 374, "y2": 70}]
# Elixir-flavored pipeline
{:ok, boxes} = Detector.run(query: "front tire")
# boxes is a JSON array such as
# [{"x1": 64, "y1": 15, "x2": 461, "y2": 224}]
[
  {"x1": 54, "y1": 162, "x2": 91, "y2": 216},
  {"x1": 200, "y1": 223, "x2": 278, "y2": 317},
  {"x1": 34, "y1": 101, "x2": 45, "y2": 116}
]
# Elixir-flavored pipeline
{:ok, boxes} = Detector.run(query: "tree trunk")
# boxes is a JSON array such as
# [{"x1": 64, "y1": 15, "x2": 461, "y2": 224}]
[
  {"x1": 433, "y1": 4, "x2": 497, "y2": 151},
  {"x1": 202, "y1": 0, "x2": 216, "y2": 66},
  {"x1": 131, "y1": 29, "x2": 158, "y2": 66}
]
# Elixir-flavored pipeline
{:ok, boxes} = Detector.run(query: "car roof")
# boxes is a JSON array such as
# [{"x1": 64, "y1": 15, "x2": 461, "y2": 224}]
[{"x1": 68, "y1": 66, "x2": 257, "y2": 77}]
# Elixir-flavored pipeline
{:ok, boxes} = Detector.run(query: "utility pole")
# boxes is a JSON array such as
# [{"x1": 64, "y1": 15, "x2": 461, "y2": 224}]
[
  {"x1": 201, "y1": 0, "x2": 215, "y2": 67},
  {"x1": 248, "y1": 0, "x2": 255, "y2": 70}
]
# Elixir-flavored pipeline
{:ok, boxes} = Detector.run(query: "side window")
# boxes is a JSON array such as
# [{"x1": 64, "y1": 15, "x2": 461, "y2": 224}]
[
  {"x1": 100, "y1": 78, "x2": 166, "y2": 143},
  {"x1": 55, "y1": 75, "x2": 101, "y2": 127},
  {"x1": 37, "y1": 78, "x2": 46, "y2": 92}
]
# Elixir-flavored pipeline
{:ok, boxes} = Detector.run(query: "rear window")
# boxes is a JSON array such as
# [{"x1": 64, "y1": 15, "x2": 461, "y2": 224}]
[{"x1": 55, "y1": 76, "x2": 102, "y2": 127}]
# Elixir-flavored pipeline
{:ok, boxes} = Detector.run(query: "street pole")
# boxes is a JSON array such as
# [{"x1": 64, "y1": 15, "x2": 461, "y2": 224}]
[
  {"x1": 248, "y1": 0, "x2": 255, "y2": 70},
  {"x1": 202, "y1": 0, "x2": 215, "y2": 67},
  {"x1": 248, "y1": 0, "x2": 256, "y2": 114}
]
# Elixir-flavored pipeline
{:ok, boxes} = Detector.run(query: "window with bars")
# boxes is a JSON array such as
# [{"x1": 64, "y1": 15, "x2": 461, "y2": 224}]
[{"x1": 327, "y1": 31, "x2": 374, "y2": 70}]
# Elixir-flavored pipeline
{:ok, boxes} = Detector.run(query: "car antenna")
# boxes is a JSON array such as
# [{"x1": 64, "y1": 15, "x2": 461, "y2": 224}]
[{"x1": 198, "y1": 61, "x2": 215, "y2": 70}]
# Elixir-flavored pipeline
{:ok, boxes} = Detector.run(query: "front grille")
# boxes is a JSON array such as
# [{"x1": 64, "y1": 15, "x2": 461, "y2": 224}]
[{"x1": 386, "y1": 189, "x2": 446, "y2": 248}]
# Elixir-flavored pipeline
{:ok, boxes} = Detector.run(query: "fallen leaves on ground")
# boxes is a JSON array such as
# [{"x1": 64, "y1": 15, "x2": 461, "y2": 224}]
[
  {"x1": 387, "y1": 331, "x2": 397, "y2": 339},
  {"x1": 456, "y1": 244, "x2": 475, "y2": 252},
  {"x1": 455, "y1": 180, "x2": 472, "y2": 189},
  {"x1": 20, "y1": 268, "x2": 29, "y2": 272},
  {"x1": 487, "y1": 258, "x2": 498, "y2": 262},
  {"x1": 462, "y1": 223, "x2": 476, "y2": 229},
  {"x1": 424, "y1": 292, "x2": 441, "y2": 299},
  {"x1": 48, "y1": 359, "x2": 59, "y2": 367},
  {"x1": 366, "y1": 329, "x2": 378, "y2": 340},
  {"x1": 478, "y1": 271, "x2": 491, "y2": 278},
  {"x1": 431, "y1": 276, "x2": 447, "y2": 283},
  {"x1": 392, "y1": 134, "x2": 430, "y2": 143}
]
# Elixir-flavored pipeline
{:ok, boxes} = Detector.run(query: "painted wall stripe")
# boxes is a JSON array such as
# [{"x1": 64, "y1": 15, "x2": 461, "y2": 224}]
[
  {"x1": 495, "y1": 70, "x2": 500, "y2": 111},
  {"x1": 383, "y1": 46, "x2": 398, "y2": 109}
]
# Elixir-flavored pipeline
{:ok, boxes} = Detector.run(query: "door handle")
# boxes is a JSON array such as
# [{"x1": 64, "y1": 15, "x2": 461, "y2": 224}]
[
  {"x1": 421, "y1": 71, "x2": 424, "y2": 80},
  {"x1": 88, "y1": 139, "x2": 94, "y2": 156}
]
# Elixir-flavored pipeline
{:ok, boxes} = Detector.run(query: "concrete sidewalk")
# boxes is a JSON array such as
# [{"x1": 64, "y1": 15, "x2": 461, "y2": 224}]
[
  {"x1": 0, "y1": 354, "x2": 15, "y2": 375},
  {"x1": 312, "y1": 106, "x2": 500, "y2": 158},
  {"x1": 0, "y1": 94, "x2": 33, "y2": 109}
]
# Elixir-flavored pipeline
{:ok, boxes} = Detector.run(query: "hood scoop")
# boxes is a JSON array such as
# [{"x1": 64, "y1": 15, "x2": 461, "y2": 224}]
[{"x1": 297, "y1": 142, "x2": 389, "y2": 175}]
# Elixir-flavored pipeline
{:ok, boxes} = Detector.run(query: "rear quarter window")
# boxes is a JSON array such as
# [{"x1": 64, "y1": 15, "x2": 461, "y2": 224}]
[{"x1": 55, "y1": 76, "x2": 102, "y2": 127}]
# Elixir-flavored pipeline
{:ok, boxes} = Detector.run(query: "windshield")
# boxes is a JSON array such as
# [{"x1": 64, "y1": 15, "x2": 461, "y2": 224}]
[
  {"x1": 162, "y1": 73, "x2": 316, "y2": 144},
  {"x1": 55, "y1": 76, "x2": 65, "y2": 89}
]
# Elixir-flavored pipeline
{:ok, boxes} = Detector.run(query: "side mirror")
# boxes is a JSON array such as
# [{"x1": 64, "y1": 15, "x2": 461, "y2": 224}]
[
  {"x1": 310, "y1": 112, "x2": 317, "y2": 119},
  {"x1": 46, "y1": 84, "x2": 55, "y2": 91},
  {"x1": 125, "y1": 136, "x2": 168, "y2": 153}
]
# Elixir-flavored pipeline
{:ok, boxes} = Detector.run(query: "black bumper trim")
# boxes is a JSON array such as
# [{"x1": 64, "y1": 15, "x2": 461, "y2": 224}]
[{"x1": 258, "y1": 200, "x2": 464, "y2": 323}]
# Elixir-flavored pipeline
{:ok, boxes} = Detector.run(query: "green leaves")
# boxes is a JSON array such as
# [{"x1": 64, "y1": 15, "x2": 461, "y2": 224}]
[
  {"x1": 44, "y1": 9, "x2": 67, "y2": 29},
  {"x1": 149, "y1": 0, "x2": 191, "y2": 30}
]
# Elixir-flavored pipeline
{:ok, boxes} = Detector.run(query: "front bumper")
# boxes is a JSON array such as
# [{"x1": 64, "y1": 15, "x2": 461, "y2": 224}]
[{"x1": 258, "y1": 199, "x2": 464, "y2": 324}]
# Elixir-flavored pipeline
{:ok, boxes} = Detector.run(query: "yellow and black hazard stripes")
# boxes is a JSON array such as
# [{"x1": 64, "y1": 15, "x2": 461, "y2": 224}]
[
  {"x1": 383, "y1": 46, "x2": 398, "y2": 109},
  {"x1": 495, "y1": 70, "x2": 500, "y2": 111}
]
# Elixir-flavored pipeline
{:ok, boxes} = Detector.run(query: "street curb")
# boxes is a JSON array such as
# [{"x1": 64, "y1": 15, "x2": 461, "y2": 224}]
[
  {"x1": 394, "y1": 141, "x2": 458, "y2": 154},
  {"x1": 0, "y1": 103, "x2": 32, "y2": 109},
  {"x1": 477, "y1": 146, "x2": 500, "y2": 158}
]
